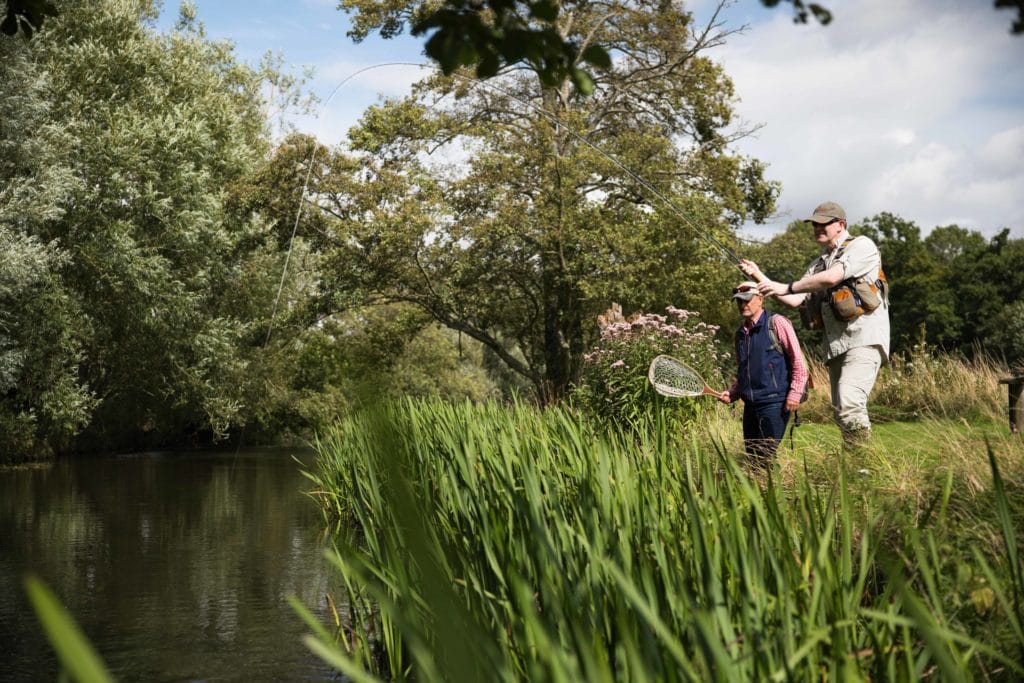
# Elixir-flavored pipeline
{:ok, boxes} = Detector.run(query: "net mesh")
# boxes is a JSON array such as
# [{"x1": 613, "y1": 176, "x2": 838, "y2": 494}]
[{"x1": 648, "y1": 355, "x2": 705, "y2": 397}]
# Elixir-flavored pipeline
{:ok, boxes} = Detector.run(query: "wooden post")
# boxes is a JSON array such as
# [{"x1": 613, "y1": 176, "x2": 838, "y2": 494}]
[{"x1": 998, "y1": 376, "x2": 1024, "y2": 434}]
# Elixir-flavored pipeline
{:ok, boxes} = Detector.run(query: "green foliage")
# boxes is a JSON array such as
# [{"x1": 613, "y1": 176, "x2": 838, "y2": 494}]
[
  {"x1": 1, "y1": 0, "x2": 56, "y2": 37},
  {"x1": 237, "y1": 303, "x2": 503, "y2": 441},
  {"x1": 0, "y1": 0, "x2": 316, "y2": 453},
  {"x1": 299, "y1": 304, "x2": 500, "y2": 406},
  {"x1": 869, "y1": 221, "x2": 1024, "y2": 363},
  {"x1": 0, "y1": 35, "x2": 95, "y2": 459},
  {"x1": 760, "y1": 0, "x2": 832, "y2": 25},
  {"x1": 573, "y1": 306, "x2": 728, "y2": 429},
  {"x1": 311, "y1": 0, "x2": 778, "y2": 402},
  {"x1": 412, "y1": 0, "x2": 610, "y2": 94},
  {"x1": 989, "y1": 301, "x2": 1024, "y2": 372},
  {"x1": 303, "y1": 399, "x2": 1024, "y2": 680}
]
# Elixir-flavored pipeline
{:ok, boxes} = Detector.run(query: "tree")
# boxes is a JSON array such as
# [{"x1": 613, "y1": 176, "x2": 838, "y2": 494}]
[
  {"x1": 939, "y1": 227, "x2": 1024, "y2": 362},
  {"x1": 0, "y1": 35, "x2": 95, "y2": 458},
  {"x1": 315, "y1": 0, "x2": 778, "y2": 401},
  {"x1": 857, "y1": 213, "x2": 962, "y2": 351},
  {"x1": 0, "y1": 0, "x2": 300, "y2": 453}
]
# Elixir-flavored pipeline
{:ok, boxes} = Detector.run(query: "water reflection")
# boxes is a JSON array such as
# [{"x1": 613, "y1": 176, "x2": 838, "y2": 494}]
[{"x1": 0, "y1": 449, "x2": 337, "y2": 682}]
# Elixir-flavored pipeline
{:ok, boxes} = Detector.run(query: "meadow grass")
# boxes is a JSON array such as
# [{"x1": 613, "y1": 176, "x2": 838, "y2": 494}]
[
  {"x1": 302, "y1": 398, "x2": 1024, "y2": 681},
  {"x1": 798, "y1": 346, "x2": 1008, "y2": 426}
]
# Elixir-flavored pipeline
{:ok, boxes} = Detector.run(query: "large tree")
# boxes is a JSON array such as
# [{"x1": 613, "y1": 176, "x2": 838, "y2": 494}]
[
  {"x1": 308, "y1": 0, "x2": 778, "y2": 400},
  {"x1": 0, "y1": 0, "x2": 301, "y2": 454},
  {"x1": 0, "y1": 34, "x2": 95, "y2": 457}
]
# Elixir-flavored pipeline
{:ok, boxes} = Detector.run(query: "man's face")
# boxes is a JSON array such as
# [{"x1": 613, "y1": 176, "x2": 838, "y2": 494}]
[
  {"x1": 736, "y1": 293, "x2": 764, "y2": 321},
  {"x1": 812, "y1": 218, "x2": 845, "y2": 247}
]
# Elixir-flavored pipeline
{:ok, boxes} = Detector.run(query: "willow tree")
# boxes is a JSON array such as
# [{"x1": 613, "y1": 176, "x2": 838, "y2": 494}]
[
  {"x1": 0, "y1": 0, "x2": 306, "y2": 453},
  {"x1": 321, "y1": 0, "x2": 778, "y2": 400}
]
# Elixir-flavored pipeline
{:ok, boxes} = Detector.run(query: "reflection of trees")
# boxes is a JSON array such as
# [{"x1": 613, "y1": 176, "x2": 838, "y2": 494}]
[{"x1": 0, "y1": 451, "x2": 333, "y2": 679}]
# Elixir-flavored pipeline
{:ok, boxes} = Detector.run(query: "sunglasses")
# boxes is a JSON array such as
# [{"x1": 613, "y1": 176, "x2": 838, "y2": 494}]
[
  {"x1": 811, "y1": 218, "x2": 841, "y2": 229},
  {"x1": 732, "y1": 285, "x2": 759, "y2": 295}
]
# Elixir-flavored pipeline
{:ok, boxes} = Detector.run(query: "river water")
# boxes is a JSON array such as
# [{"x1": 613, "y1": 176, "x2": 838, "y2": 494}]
[{"x1": 0, "y1": 448, "x2": 338, "y2": 682}]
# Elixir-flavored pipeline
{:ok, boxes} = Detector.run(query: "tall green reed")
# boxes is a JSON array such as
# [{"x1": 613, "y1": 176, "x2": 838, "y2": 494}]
[{"x1": 302, "y1": 399, "x2": 1024, "y2": 681}]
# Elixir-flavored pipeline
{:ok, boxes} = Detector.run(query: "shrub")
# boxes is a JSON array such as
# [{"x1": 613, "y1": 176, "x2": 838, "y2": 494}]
[{"x1": 571, "y1": 306, "x2": 728, "y2": 429}]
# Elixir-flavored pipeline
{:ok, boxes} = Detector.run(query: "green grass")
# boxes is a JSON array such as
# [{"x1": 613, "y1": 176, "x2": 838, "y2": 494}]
[{"x1": 303, "y1": 399, "x2": 1024, "y2": 681}]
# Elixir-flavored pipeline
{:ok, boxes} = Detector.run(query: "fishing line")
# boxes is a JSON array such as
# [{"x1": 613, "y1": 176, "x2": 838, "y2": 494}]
[
  {"x1": 264, "y1": 63, "x2": 394, "y2": 346},
  {"x1": 269, "y1": 60, "x2": 744, "y2": 345}
]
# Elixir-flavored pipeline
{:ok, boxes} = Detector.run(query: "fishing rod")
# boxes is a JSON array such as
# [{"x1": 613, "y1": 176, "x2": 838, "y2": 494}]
[{"x1": 268, "y1": 60, "x2": 749, "y2": 344}]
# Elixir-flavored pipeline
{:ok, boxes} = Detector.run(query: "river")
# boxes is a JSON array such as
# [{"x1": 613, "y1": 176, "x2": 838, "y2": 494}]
[{"x1": 0, "y1": 448, "x2": 338, "y2": 682}]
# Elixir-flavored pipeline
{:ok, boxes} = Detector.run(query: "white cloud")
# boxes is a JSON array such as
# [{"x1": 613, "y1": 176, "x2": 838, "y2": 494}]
[
  {"x1": 978, "y1": 125, "x2": 1024, "y2": 175},
  {"x1": 710, "y1": 0, "x2": 1024, "y2": 239},
  {"x1": 885, "y1": 128, "x2": 916, "y2": 146}
]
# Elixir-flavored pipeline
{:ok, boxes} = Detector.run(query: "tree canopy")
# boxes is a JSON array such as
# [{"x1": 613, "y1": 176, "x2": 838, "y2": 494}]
[
  {"x1": 304, "y1": 0, "x2": 779, "y2": 400},
  {"x1": 0, "y1": 0, "x2": 302, "y2": 455},
  {"x1": 337, "y1": 0, "x2": 1023, "y2": 91}
]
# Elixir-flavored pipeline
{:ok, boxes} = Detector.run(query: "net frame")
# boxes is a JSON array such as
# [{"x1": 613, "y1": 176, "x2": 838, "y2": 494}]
[{"x1": 647, "y1": 354, "x2": 710, "y2": 398}]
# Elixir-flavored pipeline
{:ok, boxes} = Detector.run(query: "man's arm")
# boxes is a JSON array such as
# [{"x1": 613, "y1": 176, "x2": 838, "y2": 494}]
[
  {"x1": 772, "y1": 315, "x2": 809, "y2": 412},
  {"x1": 738, "y1": 259, "x2": 845, "y2": 308},
  {"x1": 744, "y1": 260, "x2": 845, "y2": 307}
]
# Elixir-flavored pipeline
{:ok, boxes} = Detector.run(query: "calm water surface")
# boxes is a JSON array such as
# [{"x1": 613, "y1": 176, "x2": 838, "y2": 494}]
[{"x1": 0, "y1": 448, "x2": 338, "y2": 682}]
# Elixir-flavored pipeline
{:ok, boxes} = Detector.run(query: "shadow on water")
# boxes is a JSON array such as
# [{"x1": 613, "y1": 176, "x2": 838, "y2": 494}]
[{"x1": 0, "y1": 448, "x2": 339, "y2": 682}]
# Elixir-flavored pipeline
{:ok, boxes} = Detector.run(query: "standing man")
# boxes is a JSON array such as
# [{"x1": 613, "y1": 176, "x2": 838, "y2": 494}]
[
  {"x1": 741, "y1": 201, "x2": 889, "y2": 449},
  {"x1": 717, "y1": 281, "x2": 808, "y2": 467}
]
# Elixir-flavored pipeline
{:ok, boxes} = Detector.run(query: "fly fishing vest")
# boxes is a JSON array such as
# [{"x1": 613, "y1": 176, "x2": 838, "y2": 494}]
[{"x1": 799, "y1": 236, "x2": 888, "y2": 329}]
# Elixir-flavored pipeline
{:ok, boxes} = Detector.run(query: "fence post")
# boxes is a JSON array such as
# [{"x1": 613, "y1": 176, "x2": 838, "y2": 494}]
[{"x1": 998, "y1": 375, "x2": 1024, "y2": 434}]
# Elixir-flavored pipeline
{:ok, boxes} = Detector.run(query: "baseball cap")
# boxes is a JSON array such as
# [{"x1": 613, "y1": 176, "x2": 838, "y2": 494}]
[
  {"x1": 804, "y1": 201, "x2": 846, "y2": 224},
  {"x1": 732, "y1": 281, "x2": 761, "y2": 301}
]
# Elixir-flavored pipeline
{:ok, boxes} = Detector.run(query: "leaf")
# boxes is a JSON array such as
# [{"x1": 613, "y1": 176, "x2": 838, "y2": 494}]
[
  {"x1": 808, "y1": 4, "x2": 833, "y2": 25},
  {"x1": 581, "y1": 45, "x2": 611, "y2": 70},
  {"x1": 23, "y1": 575, "x2": 115, "y2": 683},
  {"x1": 529, "y1": 0, "x2": 559, "y2": 22},
  {"x1": 570, "y1": 67, "x2": 595, "y2": 96}
]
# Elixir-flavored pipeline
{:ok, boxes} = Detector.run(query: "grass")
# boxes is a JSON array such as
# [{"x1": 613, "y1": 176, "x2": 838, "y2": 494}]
[
  {"x1": 798, "y1": 346, "x2": 1008, "y2": 426},
  {"x1": 302, "y1": 397, "x2": 1024, "y2": 681}
]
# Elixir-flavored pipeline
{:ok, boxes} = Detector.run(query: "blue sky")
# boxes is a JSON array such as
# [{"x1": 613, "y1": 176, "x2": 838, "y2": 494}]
[{"x1": 156, "y1": 0, "x2": 1024, "y2": 239}]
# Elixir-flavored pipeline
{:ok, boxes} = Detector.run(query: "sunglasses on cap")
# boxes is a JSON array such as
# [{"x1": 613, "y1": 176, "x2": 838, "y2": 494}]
[
  {"x1": 732, "y1": 285, "x2": 759, "y2": 295},
  {"x1": 811, "y1": 218, "x2": 841, "y2": 229}
]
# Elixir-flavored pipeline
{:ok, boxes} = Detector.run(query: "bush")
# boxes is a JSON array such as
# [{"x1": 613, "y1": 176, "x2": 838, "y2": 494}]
[{"x1": 571, "y1": 306, "x2": 728, "y2": 429}]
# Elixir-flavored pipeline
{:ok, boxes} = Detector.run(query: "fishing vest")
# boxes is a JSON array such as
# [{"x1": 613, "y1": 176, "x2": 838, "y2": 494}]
[{"x1": 735, "y1": 312, "x2": 790, "y2": 404}]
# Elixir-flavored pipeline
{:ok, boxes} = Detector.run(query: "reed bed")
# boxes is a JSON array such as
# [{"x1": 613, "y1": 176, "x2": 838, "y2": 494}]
[{"x1": 301, "y1": 399, "x2": 1024, "y2": 681}]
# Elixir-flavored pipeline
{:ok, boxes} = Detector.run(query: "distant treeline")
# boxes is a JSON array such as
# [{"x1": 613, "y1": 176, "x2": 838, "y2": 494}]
[{"x1": 746, "y1": 214, "x2": 1024, "y2": 365}]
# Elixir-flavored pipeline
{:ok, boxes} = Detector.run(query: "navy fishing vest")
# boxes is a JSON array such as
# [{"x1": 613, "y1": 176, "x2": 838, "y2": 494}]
[{"x1": 735, "y1": 312, "x2": 790, "y2": 404}]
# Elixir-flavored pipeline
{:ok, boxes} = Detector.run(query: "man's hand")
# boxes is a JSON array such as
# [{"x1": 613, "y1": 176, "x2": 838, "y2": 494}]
[
  {"x1": 716, "y1": 390, "x2": 732, "y2": 404},
  {"x1": 785, "y1": 399, "x2": 800, "y2": 413},
  {"x1": 757, "y1": 280, "x2": 789, "y2": 297},
  {"x1": 738, "y1": 258, "x2": 765, "y2": 281}
]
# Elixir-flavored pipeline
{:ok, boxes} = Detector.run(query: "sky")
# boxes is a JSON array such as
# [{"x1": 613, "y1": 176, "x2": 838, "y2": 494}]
[{"x1": 156, "y1": 0, "x2": 1024, "y2": 240}]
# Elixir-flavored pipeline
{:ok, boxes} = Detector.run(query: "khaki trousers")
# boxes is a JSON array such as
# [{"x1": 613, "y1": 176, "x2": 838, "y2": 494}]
[{"x1": 826, "y1": 345, "x2": 882, "y2": 434}]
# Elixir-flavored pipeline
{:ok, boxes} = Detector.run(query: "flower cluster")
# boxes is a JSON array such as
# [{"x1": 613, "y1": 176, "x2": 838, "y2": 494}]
[{"x1": 574, "y1": 306, "x2": 729, "y2": 429}]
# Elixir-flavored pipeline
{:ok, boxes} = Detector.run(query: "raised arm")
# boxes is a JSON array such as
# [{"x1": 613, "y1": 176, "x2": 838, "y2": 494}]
[{"x1": 740, "y1": 258, "x2": 846, "y2": 309}]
